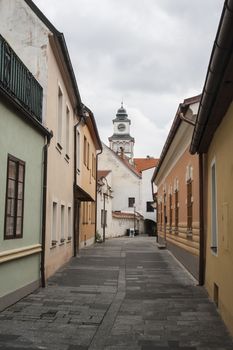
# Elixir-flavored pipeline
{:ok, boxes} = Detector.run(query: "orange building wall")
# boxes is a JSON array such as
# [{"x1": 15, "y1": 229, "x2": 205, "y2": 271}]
[{"x1": 157, "y1": 147, "x2": 200, "y2": 259}]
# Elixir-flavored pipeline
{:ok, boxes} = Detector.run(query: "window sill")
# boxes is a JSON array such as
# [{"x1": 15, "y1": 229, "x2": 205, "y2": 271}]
[
  {"x1": 56, "y1": 144, "x2": 62, "y2": 154},
  {"x1": 211, "y1": 246, "x2": 218, "y2": 255},
  {"x1": 51, "y1": 240, "x2": 57, "y2": 249}
]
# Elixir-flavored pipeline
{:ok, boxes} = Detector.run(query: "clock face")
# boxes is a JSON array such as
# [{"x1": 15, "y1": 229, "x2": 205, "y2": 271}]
[{"x1": 118, "y1": 123, "x2": 126, "y2": 132}]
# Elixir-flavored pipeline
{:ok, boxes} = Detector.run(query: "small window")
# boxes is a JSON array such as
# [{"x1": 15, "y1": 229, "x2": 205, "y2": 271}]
[
  {"x1": 4, "y1": 155, "x2": 25, "y2": 239},
  {"x1": 84, "y1": 136, "x2": 87, "y2": 166},
  {"x1": 57, "y1": 86, "x2": 63, "y2": 147},
  {"x1": 91, "y1": 202, "x2": 95, "y2": 224},
  {"x1": 61, "y1": 204, "x2": 65, "y2": 241},
  {"x1": 128, "y1": 197, "x2": 135, "y2": 208},
  {"x1": 187, "y1": 179, "x2": 192, "y2": 233},
  {"x1": 52, "y1": 201, "x2": 57, "y2": 243},
  {"x1": 146, "y1": 201, "x2": 154, "y2": 212},
  {"x1": 76, "y1": 131, "x2": 80, "y2": 171},
  {"x1": 211, "y1": 161, "x2": 218, "y2": 253},
  {"x1": 175, "y1": 189, "x2": 179, "y2": 231},
  {"x1": 68, "y1": 206, "x2": 72, "y2": 239},
  {"x1": 169, "y1": 193, "x2": 172, "y2": 230},
  {"x1": 87, "y1": 142, "x2": 90, "y2": 169},
  {"x1": 66, "y1": 106, "x2": 70, "y2": 156}
]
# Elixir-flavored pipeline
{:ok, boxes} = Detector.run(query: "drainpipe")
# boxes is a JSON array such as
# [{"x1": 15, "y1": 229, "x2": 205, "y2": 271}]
[
  {"x1": 73, "y1": 114, "x2": 85, "y2": 257},
  {"x1": 41, "y1": 131, "x2": 53, "y2": 288},
  {"x1": 95, "y1": 148, "x2": 103, "y2": 242},
  {"x1": 198, "y1": 153, "x2": 205, "y2": 286}
]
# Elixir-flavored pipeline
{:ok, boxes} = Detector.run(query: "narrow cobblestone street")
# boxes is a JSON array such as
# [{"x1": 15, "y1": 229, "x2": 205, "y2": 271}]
[{"x1": 0, "y1": 236, "x2": 232, "y2": 350}]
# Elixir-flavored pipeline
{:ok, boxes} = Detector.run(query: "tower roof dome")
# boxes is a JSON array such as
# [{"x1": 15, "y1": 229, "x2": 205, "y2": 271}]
[{"x1": 116, "y1": 102, "x2": 128, "y2": 120}]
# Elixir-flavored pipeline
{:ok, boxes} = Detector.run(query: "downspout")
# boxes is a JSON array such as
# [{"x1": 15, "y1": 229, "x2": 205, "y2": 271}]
[
  {"x1": 198, "y1": 153, "x2": 205, "y2": 286},
  {"x1": 73, "y1": 114, "x2": 84, "y2": 257},
  {"x1": 41, "y1": 131, "x2": 53, "y2": 288},
  {"x1": 95, "y1": 148, "x2": 103, "y2": 242}
]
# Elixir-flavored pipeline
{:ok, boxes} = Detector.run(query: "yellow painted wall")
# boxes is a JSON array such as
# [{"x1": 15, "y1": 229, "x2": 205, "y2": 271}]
[{"x1": 205, "y1": 101, "x2": 233, "y2": 336}]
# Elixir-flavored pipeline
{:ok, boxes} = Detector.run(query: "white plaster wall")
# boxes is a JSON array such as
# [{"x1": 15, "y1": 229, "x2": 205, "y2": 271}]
[
  {"x1": 111, "y1": 217, "x2": 142, "y2": 237},
  {"x1": 96, "y1": 173, "x2": 113, "y2": 239},
  {"x1": 0, "y1": 0, "x2": 50, "y2": 121},
  {"x1": 98, "y1": 144, "x2": 142, "y2": 214},
  {"x1": 141, "y1": 167, "x2": 157, "y2": 222}
]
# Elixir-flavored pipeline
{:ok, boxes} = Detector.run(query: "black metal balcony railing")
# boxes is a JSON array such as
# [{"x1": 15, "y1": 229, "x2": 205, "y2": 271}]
[{"x1": 0, "y1": 34, "x2": 43, "y2": 122}]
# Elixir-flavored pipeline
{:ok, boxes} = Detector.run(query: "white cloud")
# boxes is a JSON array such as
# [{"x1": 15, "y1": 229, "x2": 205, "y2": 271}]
[{"x1": 34, "y1": 0, "x2": 223, "y2": 158}]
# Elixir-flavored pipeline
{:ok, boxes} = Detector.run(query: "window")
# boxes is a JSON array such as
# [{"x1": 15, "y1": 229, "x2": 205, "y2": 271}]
[
  {"x1": 84, "y1": 136, "x2": 87, "y2": 166},
  {"x1": 169, "y1": 193, "x2": 172, "y2": 231},
  {"x1": 146, "y1": 201, "x2": 154, "y2": 212},
  {"x1": 66, "y1": 106, "x2": 70, "y2": 157},
  {"x1": 91, "y1": 202, "x2": 95, "y2": 224},
  {"x1": 61, "y1": 204, "x2": 65, "y2": 241},
  {"x1": 175, "y1": 189, "x2": 179, "y2": 232},
  {"x1": 101, "y1": 209, "x2": 107, "y2": 227},
  {"x1": 76, "y1": 130, "x2": 80, "y2": 172},
  {"x1": 52, "y1": 201, "x2": 57, "y2": 243},
  {"x1": 57, "y1": 86, "x2": 63, "y2": 147},
  {"x1": 211, "y1": 161, "x2": 218, "y2": 253},
  {"x1": 92, "y1": 153, "x2": 95, "y2": 178},
  {"x1": 4, "y1": 155, "x2": 25, "y2": 239},
  {"x1": 160, "y1": 202, "x2": 163, "y2": 229},
  {"x1": 128, "y1": 197, "x2": 135, "y2": 208},
  {"x1": 187, "y1": 179, "x2": 193, "y2": 234},
  {"x1": 87, "y1": 142, "x2": 90, "y2": 169},
  {"x1": 68, "y1": 206, "x2": 72, "y2": 239}
]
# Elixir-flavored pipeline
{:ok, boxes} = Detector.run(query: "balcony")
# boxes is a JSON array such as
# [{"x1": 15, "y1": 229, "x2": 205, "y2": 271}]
[{"x1": 0, "y1": 34, "x2": 42, "y2": 122}]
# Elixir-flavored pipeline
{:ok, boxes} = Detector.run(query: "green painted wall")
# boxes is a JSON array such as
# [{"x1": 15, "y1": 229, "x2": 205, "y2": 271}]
[{"x1": 0, "y1": 100, "x2": 45, "y2": 297}]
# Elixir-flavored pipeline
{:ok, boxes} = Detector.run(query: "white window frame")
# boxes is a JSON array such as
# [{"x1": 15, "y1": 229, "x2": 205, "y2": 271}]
[
  {"x1": 57, "y1": 85, "x2": 63, "y2": 147},
  {"x1": 52, "y1": 200, "x2": 58, "y2": 245}
]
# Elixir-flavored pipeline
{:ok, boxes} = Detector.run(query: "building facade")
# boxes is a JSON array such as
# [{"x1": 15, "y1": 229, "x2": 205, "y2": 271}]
[
  {"x1": 134, "y1": 157, "x2": 159, "y2": 235},
  {"x1": 0, "y1": 34, "x2": 51, "y2": 310},
  {"x1": 98, "y1": 142, "x2": 143, "y2": 237},
  {"x1": 190, "y1": 0, "x2": 233, "y2": 335},
  {"x1": 152, "y1": 95, "x2": 201, "y2": 280},
  {"x1": 0, "y1": 0, "x2": 101, "y2": 279}
]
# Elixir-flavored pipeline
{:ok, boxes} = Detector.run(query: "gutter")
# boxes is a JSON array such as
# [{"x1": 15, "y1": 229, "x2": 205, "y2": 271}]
[
  {"x1": 95, "y1": 148, "x2": 103, "y2": 242},
  {"x1": 73, "y1": 114, "x2": 85, "y2": 257},
  {"x1": 41, "y1": 131, "x2": 53, "y2": 288},
  {"x1": 198, "y1": 153, "x2": 205, "y2": 286}
]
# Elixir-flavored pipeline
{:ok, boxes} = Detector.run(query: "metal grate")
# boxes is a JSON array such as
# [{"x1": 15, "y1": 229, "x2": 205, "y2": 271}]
[{"x1": 0, "y1": 34, "x2": 43, "y2": 122}]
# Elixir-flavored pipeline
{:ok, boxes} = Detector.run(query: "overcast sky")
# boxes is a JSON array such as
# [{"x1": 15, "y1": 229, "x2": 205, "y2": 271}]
[{"x1": 34, "y1": 0, "x2": 223, "y2": 157}]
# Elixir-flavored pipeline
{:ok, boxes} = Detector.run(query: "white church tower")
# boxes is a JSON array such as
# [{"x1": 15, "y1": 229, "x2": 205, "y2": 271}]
[{"x1": 108, "y1": 103, "x2": 135, "y2": 160}]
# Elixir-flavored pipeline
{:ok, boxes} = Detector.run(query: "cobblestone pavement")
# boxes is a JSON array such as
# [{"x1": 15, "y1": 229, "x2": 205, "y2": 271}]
[{"x1": 0, "y1": 236, "x2": 233, "y2": 350}]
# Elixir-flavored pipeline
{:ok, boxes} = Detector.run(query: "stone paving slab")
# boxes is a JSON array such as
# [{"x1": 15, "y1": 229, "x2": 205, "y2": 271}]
[{"x1": 0, "y1": 237, "x2": 232, "y2": 349}]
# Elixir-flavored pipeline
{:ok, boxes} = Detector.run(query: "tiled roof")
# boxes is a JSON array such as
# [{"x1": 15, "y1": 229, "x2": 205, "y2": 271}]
[
  {"x1": 97, "y1": 170, "x2": 111, "y2": 180},
  {"x1": 134, "y1": 158, "x2": 159, "y2": 172},
  {"x1": 112, "y1": 211, "x2": 143, "y2": 219}
]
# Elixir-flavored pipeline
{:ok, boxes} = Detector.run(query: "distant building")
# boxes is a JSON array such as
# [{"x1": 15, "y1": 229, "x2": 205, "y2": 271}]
[
  {"x1": 134, "y1": 157, "x2": 159, "y2": 235},
  {"x1": 109, "y1": 103, "x2": 135, "y2": 161},
  {"x1": 96, "y1": 170, "x2": 113, "y2": 240},
  {"x1": 98, "y1": 143, "x2": 143, "y2": 237}
]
